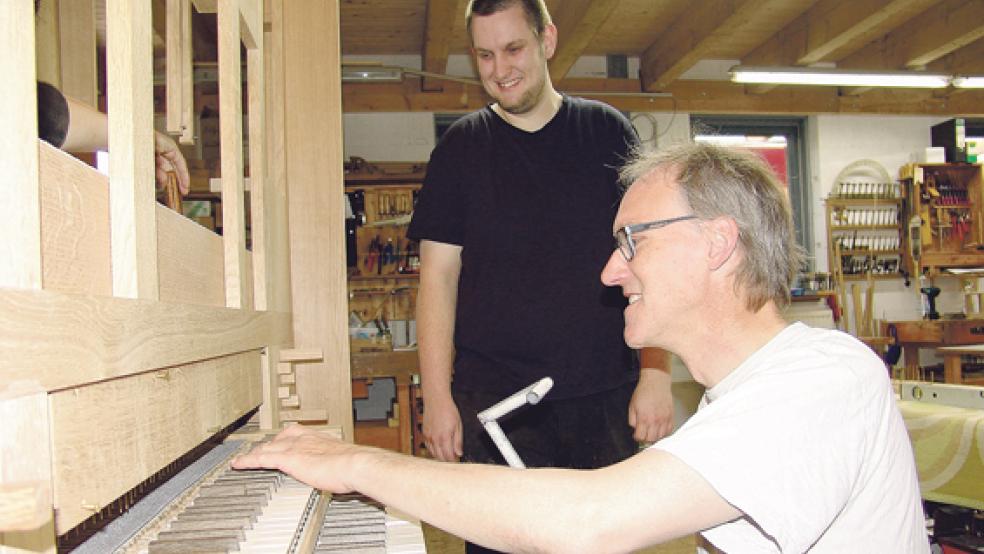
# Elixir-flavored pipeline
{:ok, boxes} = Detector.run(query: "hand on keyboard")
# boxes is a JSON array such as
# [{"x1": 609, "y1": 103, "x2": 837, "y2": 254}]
[{"x1": 232, "y1": 424, "x2": 365, "y2": 494}]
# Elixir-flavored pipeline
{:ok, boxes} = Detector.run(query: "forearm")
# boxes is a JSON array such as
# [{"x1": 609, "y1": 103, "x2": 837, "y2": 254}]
[
  {"x1": 416, "y1": 248, "x2": 460, "y2": 400},
  {"x1": 350, "y1": 447, "x2": 613, "y2": 553},
  {"x1": 60, "y1": 95, "x2": 109, "y2": 152}
]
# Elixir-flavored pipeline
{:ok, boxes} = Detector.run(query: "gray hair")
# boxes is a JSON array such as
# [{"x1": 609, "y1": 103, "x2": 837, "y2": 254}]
[{"x1": 620, "y1": 142, "x2": 804, "y2": 311}]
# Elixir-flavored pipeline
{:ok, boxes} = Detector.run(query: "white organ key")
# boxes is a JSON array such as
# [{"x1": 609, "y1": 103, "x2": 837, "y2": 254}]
[
  {"x1": 385, "y1": 507, "x2": 427, "y2": 554},
  {"x1": 239, "y1": 477, "x2": 312, "y2": 553}
]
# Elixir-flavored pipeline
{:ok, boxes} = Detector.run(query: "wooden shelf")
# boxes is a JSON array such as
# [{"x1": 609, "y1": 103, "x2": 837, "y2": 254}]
[
  {"x1": 838, "y1": 249, "x2": 900, "y2": 255},
  {"x1": 830, "y1": 225, "x2": 899, "y2": 231}
]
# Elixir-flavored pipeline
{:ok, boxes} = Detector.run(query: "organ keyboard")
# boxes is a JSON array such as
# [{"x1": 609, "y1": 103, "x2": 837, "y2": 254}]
[{"x1": 71, "y1": 430, "x2": 426, "y2": 554}]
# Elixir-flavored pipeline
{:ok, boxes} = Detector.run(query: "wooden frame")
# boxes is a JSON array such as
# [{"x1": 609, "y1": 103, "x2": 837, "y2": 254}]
[{"x1": 0, "y1": 0, "x2": 353, "y2": 547}]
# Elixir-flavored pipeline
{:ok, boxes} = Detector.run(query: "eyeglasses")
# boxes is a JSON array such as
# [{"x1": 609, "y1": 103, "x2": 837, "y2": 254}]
[{"x1": 614, "y1": 215, "x2": 697, "y2": 261}]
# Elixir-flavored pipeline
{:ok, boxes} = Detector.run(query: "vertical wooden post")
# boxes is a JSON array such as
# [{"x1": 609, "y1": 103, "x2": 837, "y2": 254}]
[
  {"x1": 165, "y1": 0, "x2": 184, "y2": 135},
  {"x1": 258, "y1": 346, "x2": 282, "y2": 430},
  {"x1": 180, "y1": 0, "x2": 195, "y2": 145},
  {"x1": 218, "y1": 0, "x2": 248, "y2": 309},
  {"x1": 264, "y1": 0, "x2": 293, "y2": 314},
  {"x1": 0, "y1": 1, "x2": 41, "y2": 291},
  {"x1": 58, "y1": 0, "x2": 98, "y2": 107},
  {"x1": 107, "y1": 0, "x2": 159, "y2": 300},
  {"x1": 0, "y1": 387, "x2": 55, "y2": 554},
  {"x1": 243, "y1": 0, "x2": 269, "y2": 311},
  {"x1": 284, "y1": 0, "x2": 354, "y2": 439}
]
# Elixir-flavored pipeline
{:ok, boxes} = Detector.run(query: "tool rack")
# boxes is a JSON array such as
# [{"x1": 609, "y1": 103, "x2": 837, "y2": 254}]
[{"x1": 900, "y1": 163, "x2": 984, "y2": 278}]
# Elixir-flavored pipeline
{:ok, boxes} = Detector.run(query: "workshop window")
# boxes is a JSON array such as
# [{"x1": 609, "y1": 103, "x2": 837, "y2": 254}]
[{"x1": 692, "y1": 115, "x2": 813, "y2": 268}]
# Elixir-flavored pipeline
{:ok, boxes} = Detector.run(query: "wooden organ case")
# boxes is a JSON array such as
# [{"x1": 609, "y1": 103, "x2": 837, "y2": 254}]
[{"x1": 0, "y1": 2, "x2": 422, "y2": 553}]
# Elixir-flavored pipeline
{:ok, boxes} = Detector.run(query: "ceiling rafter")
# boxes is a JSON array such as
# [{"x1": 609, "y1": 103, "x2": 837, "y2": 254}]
[
  {"x1": 638, "y1": 0, "x2": 788, "y2": 92},
  {"x1": 421, "y1": 0, "x2": 463, "y2": 91},
  {"x1": 839, "y1": 0, "x2": 984, "y2": 72},
  {"x1": 741, "y1": 0, "x2": 935, "y2": 94},
  {"x1": 548, "y1": 0, "x2": 620, "y2": 83}
]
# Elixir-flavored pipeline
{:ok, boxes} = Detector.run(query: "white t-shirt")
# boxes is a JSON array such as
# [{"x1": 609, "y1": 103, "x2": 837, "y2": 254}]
[{"x1": 654, "y1": 323, "x2": 929, "y2": 553}]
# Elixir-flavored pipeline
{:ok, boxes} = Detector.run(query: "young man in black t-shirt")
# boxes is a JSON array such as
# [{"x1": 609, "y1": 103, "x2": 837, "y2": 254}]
[{"x1": 407, "y1": 4, "x2": 675, "y2": 550}]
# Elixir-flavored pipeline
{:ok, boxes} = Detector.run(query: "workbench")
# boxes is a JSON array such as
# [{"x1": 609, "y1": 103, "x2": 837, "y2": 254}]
[
  {"x1": 350, "y1": 350, "x2": 419, "y2": 455},
  {"x1": 883, "y1": 319, "x2": 984, "y2": 381}
]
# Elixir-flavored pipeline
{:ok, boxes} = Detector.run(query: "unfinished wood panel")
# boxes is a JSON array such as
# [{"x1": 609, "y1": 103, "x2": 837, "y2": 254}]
[
  {"x1": 1, "y1": 4, "x2": 41, "y2": 291},
  {"x1": 258, "y1": 346, "x2": 282, "y2": 430},
  {"x1": 49, "y1": 350, "x2": 262, "y2": 532},
  {"x1": 280, "y1": 348, "x2": 324, "y2": 362},
  {"x1": 264, "y1": 0, "x2": 292, "y2": 314},
  {"x1": 246, "y1": 0, "x2": 269, "y2": 311},
  {"x1": 34, "y1": 0, "x2": 60, "y2": 88},
  {"x1": 58, "y1": 0, "x2": 98, "y2": 106},
  {"x1": 0, "y1": 388, "x2": 53, "y2": 552},
  {"x1": 39, "y1": 143, "x2": 111, "y2": 297},
  {"x1": 106, "y1": 0, "x2": 159, "y2": 300},
  {"x1": 156, "y1": 204, "x2": 225, "y2": 307},
  {"x1": 284, "y1": 1, "x2": 354, "y2": 440},
  {"x1": 218, "y1": 0, "x2": 248, "y2": 309},
  {"x1": 180, "y1": 0, "x2": 195, "y2": 145},
  {"x1": 239, "y1": 0, "x2": 262, "y2": 49},
  {"x1": 0, "y1": 288, "x2": 291, "y2": 392},
  {"x1": 165, "y1": 0, "x2": 184, "y2": 134}
]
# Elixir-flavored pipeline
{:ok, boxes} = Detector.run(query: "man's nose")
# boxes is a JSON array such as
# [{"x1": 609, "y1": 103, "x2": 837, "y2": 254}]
[{"x1": 601, "y1": 249, "x2": 628, "y2": 287}]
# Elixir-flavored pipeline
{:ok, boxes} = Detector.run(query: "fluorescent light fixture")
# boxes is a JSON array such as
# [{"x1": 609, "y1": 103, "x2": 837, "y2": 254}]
[
  {"x1": 952, "y1": 76, "x2": 984, "y2": 89},
  {"x1": 730, "y1": 66, "x2": 950, "y2": 88},
  {"x1": 341, "y1": 65, "x2": 403, "y2": 82}
]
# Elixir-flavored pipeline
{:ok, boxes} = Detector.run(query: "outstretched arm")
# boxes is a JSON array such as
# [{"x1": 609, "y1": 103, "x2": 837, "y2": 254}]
[
  {"x1": 232, "y1": 425, "x2": 739, "y2": 553},
  {"x1": 60, "y1": 94, "x2": 190, "y2": 195}
]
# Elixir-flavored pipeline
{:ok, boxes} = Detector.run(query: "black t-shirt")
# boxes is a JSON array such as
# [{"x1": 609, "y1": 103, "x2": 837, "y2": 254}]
[{"x1": 408, "y1": 95, "x2": 640, "y2": 399}]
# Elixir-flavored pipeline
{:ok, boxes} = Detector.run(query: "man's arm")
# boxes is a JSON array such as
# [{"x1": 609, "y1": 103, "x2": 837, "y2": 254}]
[
  {"x1": 60, "y1": 95, "x2": 190, "y2": 194},
  {"x1": 417, "y1": 239, "x2": 464, "y2": 461},
  {"x1": 233, "y1": 425, "x2": 740, "y2": 553},
  {"x1": 628, "y1": 347, "x2": 675, "y2": 443}
]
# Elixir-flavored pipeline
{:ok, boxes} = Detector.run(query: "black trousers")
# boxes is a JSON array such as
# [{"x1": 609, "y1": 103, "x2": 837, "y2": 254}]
[{"x1": 451, "y1": 381, "x2": 639, "y2": 553}]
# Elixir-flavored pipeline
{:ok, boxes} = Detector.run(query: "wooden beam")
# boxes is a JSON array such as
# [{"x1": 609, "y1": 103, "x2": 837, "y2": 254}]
[
  {"x1": 741, "y1": 0, "x2": 935, "y2": 94},
  {"x1": 639, "y1": 0, "x2": 783, "y2": 92},
  {"x1": 421, "y1": 0, "x2": 463, "y2": 92},
  {"x1": 218, "y1": 0, "x2": 248, "y2": 309},
  {"x1": 753, "y1": 0, "x2": 933, "y2": 67},
  {"x1": 928, "y1": 36, "x2": 984, "y2": 75},
  {"x1": 0, "y1": 287, "x2": 292, "y2": 393},
  {"x1": 839, "y1": 0, "x2": 984, "y2": 71},
  {"x1": 341, "y1": 77, "x2": 984, "y2": 116},
  {"x1": 58, "y1": 0, "x2": 98, "y2": 106},
  {"x1": 548, "y1": 0, "x2": 619, "y2": 83},
  {"x1": 106, "y1": 0, "x2": 159, "y2": 300},
  {"x1": 0, "y1": 2, "x2": 41, "y2": 291},
  {"x1": 283, "y1": 0, "x2": 354, "y2": 440}
]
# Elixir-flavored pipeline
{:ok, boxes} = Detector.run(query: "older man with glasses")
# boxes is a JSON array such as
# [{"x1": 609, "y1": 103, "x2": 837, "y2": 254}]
[{"x1": 235, "y1": 142, "x2": 929, "y2": 553}]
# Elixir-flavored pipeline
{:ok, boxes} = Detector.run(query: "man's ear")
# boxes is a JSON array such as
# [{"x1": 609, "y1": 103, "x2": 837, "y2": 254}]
[
  {"x1": 705, "y1": 216, "x2": 740, "y2": 271},
  {"x1": 541, "y1": 23, "x2": 558, "y2": 60}
]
